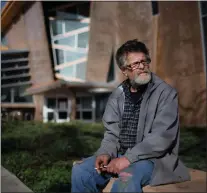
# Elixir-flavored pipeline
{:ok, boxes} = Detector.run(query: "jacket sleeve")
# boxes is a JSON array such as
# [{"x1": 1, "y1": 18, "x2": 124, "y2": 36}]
[
  {"x1": 95, "y1": 94, "x2": 120, "y2": 158},
  {"x1": 124, "y1": 88, "x2": 179, "y2": 163}
]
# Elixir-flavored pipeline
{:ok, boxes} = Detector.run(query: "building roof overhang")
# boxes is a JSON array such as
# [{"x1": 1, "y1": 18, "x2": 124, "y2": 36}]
[
  {"x1": 1, "y1": 1, "x2": 28, "y2": 33},
  {"x1": 24, "y1": 80, "x2": 117, "y2": 96}
]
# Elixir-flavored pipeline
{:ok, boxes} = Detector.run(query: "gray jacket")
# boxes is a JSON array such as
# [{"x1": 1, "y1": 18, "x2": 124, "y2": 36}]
[{"x1": 96, "y1": 73, "x2": 190, "y2": 186}]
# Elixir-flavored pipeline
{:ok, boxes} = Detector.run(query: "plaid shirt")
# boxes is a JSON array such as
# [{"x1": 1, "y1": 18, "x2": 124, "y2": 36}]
[{"x1": 119, "y1": 80, "x2": 146, "y2": 154}]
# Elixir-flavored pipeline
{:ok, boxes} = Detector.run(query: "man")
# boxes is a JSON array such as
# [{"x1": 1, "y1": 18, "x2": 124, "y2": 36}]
[{"x1": 71, "y1": 39, "x2": 190, "y2": 192}]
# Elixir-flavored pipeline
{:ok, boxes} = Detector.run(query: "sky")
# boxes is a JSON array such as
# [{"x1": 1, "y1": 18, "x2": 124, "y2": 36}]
[{"x1": 1, "y1": 1, "x2": 7, "y2": 11}]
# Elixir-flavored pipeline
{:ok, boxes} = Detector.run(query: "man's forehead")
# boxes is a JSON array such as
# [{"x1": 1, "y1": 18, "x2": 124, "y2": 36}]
[{"x1": 126, "y1": 52, "x2": 146, "y2": 62}]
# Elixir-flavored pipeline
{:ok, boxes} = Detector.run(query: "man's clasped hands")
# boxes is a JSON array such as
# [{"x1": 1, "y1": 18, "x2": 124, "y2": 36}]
[{"x1": 95, "y1": 154, "x2": 130, "y2": 174}]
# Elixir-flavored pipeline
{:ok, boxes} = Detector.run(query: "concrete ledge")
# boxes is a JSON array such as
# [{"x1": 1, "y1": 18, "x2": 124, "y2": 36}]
[
  {"x1": 103, "y1": 169, "x2": 207, "y2": 192},
  {"x1": 1, "y1": 166, "x2": 33, "y2": 192},
  {"x1": 3, "y1": 162, "x2": 205, "y2": 193}
]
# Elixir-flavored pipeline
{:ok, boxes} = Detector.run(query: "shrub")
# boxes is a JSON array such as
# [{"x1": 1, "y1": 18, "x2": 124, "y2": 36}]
[
  {"x1": 2, "y1": 121, "x2": 104, "y2": 193},
  {"x1": 2, "y1": 121, "x2": 206, "y2": 193}
]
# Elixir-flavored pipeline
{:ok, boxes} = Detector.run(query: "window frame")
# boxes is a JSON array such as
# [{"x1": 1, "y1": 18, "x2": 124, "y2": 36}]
[
  {"x1": 44, "y1": 97, "x2": 71, "y2": 123},
  {"x1": 1, "y1": 85, "x2": 33, "y2": 104},
  {"x1": 48, "y1": 10, "x2": 90, "y2": 82},
  {"x1": 76, "y1": 95, "x2": 95, "y2": 122}
]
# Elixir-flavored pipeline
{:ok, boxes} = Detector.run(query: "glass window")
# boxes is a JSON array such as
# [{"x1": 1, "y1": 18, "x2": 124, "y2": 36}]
[
  {"x1": 20, "y1": 77, "x2": 31, "y2": 82},
  {"x1": 18, "y1": 61, "x2": 28, "y2": 67},
  {"x1": 95, "y1": 94, "x2": 110, "y2": 121},
  {"x1": 56, "y1": 12, "x2": 81, "y2": 20},
  {"x1": 76, "y1": 111, "x2": 80, "y2": 119},
  {"x1": 46, "y1": 97, "x2": 70, "y2": 122},
  {"x1": 1, "y1": 88, "x2": 11, "y2": 102},
  {"x1": 78, "y1": 32, "x2": 88, "y2": 48},
  {"x1": 1, "y1": 33, "x2": 8, "y2": 46},
  {"x1": 49, "y1": 2, "x2": 90, "y2": 81},
  {"x1": 48, "y1": 112, "x2": 55, "y2": 121},
  {"x1": 13, "y1": 86, "x2": 33, "y2": 103},
  {"x1": 201, "y1": 1, "x2": 207, "y2": 15},
  {"x1": 2, "y1": 79, "x2": 16, "y2": 85},
  {"x1": 76, "y1": 62, "x2": 86, "y2": 80},
  {"x1": 55, "y1": 49, "x2": 64, "y2": 65},
  {"x1": 1, "y1": 86, "x2": 33, "y2": 103},
  {"x1": 2, "y1": 75, "x2": 30, "y2": 86},
  {"x1": 1, "y1": 63, "x2": 14, "y2": 69},
  {"x1": 76, "y1": 3, "x2": 90, "y2": 17},
  {"x1": 24, "y1": 112, "x2": 33, "y2": 121},
  {"x1": 59, "y1": 66, "x2": 75, "y2": 78},
  {"x1": 51, "y1": 20, "x2": 63, "y2": 36},
  {"x1": 65, "y1": 20, "x2": 88, "y2": 32},
  {"x1": 54, "y1": 36, "x2": 76, "y2": 47},
  {"x1": 4, "y1": 69, "x2": 29, "y2": 76},
  {"x1": 47, "y1": 98, "x2": 56, "y2": 108},
  {"x1": 58, "y1": 98, "x2": 68, "y2": 110},
  {"x1": 151, "y1": 1, "x2": 159, "y2": 15},
  {"x1": 65, "y1": 51, "x2": 86, "y2": 63},
  {"x1": 2, "y1": 61, "x2": 29, "y2": 69},
  {"x1": 76, "y1": 98, "x2": 80, "y2": 104},
  {"x1": 81, "y1": 96, "x2": 92, "y2": 109},
  {"x1": 82, "y1": 111, "x2": 92, "y2": 120},
  {"x1": 58, "y1": 111, "x2": 67, "y2": 119},
  {"x1": 76, "y1": 96, "x2": 93, "y2": 120}
]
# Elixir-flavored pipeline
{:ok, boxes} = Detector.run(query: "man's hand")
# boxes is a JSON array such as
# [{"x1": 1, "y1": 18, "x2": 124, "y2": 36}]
[
  {"x1": 95, "y1": 154, "x2": 110, "y2": 173},
  {"x1": 106, "y1": 156, "x2": 130, "y2": 174}
]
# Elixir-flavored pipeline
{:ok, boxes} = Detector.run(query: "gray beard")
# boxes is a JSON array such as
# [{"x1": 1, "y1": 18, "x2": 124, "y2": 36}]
[{"x1": 130, "y1": 72, "x2": 151, "y2": 89}]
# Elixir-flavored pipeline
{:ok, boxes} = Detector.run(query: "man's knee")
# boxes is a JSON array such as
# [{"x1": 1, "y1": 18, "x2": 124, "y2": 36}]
[
  {"x1": 72, "y1": 163, "x2": 82, "y2": 180},
  {"x1": 135, "y1": 160, "x2": 154, "y2": 174},
  {"x1": 72, "y1": 156, "x2": 96, "y2": 179}
]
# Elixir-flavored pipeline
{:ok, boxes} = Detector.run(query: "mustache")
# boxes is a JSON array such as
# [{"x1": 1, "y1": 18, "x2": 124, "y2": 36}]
[
  {"x1": 131, "y1": 66, "x2": 150, "y2": 73},
  {"x1": 137, "y1": 70, "x2": 150, "y2": 75}
]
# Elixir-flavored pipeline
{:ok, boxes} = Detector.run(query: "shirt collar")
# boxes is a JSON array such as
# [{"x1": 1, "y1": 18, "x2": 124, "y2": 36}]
[{"x1": 122, "y1": 79, "x2": 148, "y2": 98}]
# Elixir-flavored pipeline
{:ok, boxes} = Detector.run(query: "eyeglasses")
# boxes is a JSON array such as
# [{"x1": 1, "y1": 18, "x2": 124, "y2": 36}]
[{"x1": 124, "y1": 60, "x2": 150, "y2": 71}]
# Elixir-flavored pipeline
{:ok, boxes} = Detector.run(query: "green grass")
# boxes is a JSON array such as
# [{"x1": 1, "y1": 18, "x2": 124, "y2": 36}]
[{"x1": 1, "y1": 121, "x2": 206, "y2": 193}]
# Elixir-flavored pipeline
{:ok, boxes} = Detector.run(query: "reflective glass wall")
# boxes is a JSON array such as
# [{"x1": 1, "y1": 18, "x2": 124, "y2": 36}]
[
  {"x1": 45, "y1": 2, "x2": 90, "y2": 82},
  {"x1": 1, "y1": 51, "x2": 33, "y2": 104}
]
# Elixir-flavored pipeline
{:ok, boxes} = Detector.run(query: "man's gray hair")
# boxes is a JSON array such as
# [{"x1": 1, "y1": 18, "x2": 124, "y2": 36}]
[{"x1": 116, "y1": 39, "x2": 151, "y2": 69}]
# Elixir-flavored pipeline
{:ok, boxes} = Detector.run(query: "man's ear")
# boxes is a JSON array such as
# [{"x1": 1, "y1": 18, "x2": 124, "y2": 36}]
[{"x1": 122, "y1": 69, "x2": 128, "y2": 77}]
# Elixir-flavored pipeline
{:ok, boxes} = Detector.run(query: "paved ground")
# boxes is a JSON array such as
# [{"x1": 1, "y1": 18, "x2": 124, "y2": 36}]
[{"x1": 1, "y1": 166, "x2": 33, "y2": 192}]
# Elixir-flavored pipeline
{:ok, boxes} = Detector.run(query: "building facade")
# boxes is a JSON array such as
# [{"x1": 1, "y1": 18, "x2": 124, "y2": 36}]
[{"x1": 1, "y1": 1, "x2": 206, "y2": 126}]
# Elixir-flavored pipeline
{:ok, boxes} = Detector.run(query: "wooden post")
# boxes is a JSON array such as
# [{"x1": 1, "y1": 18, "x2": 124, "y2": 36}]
[{"x1": 33, "y1": 94, "x2": 44, "y2": 121}]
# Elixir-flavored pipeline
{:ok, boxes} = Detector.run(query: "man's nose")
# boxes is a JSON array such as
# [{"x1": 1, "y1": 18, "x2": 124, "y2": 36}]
[{"x1": 138, "y1": 63, "x2": 145, "y2": 69}]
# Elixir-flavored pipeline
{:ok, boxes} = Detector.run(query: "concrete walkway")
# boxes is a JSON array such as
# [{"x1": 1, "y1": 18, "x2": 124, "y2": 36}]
[{"x1": 1, "y1": 166, "x2": 33, "y2": 192}]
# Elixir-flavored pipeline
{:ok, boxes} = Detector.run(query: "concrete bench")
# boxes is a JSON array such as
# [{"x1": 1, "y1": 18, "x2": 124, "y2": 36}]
[
  {"x1": 103, "y1": 168, "x2": 206, "y2": 192},
  {"x1": 1, "y1": 166, "x2": 33, "y2": 192},
  {"x1": 73, "y1": 162, "x2": 206, "y2": 192}
]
